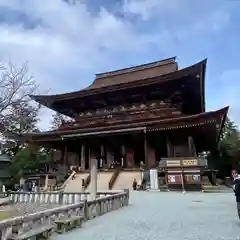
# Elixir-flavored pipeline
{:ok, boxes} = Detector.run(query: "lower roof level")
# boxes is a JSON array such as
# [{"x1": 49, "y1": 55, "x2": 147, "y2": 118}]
[
  {"x1": 23, "y1": 107, "x2": 228, "y2": 138},
  {"x1": 12, "y1": 106, "x2": 229, "y2": 153}
]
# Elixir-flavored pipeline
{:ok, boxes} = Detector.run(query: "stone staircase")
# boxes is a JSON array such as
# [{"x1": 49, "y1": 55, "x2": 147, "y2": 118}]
[
  {"x1": 86, "y1": 172, "x2": 114, "y2": 192},
  {"x1": 64, "y1": 173, "x2": 89, "y2": 192},
  {"x1": 159, "y1": 185, "x2": 169, "y2": 192},
  {"x1": 202, "y1": 185, "x2": 221, "y2": 193},
  {"x1": 112, "y1": 170, "x2": 142, "y2": 190},
  {"x1": 202, "y1": 184, "x2": 232, "y2": 193}
]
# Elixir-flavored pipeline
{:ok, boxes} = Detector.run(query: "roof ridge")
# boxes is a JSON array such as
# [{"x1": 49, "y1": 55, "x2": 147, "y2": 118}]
[{"x1": 95, "y1": 57, "x2": 177, "y2": 79}]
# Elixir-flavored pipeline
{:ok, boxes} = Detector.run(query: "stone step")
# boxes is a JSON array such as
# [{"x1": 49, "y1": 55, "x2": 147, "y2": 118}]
[
  {"x1": 202, "y1": 185, "x2": 221, "y2": 192},
  {"x1": 202, "y1": 185, "x2": 220, "y2": 189},
  {"x1": 113, "y1": 171, "x2": 141, "y2": 190},
  {"x1": 159, "y1": 185, "x2": 169, "y2": 192}
]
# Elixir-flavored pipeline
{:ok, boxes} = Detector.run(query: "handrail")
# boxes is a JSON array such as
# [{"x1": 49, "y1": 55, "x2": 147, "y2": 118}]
[
  {"x1": 61, "y1": 171, "x2": 76, "y2": 189},
  {"x1": 109, "y1": 169, "x2": 121, "y2": 190},
  {"x1": 84, "y1": 174, "x2": 91, "y2": 190}
]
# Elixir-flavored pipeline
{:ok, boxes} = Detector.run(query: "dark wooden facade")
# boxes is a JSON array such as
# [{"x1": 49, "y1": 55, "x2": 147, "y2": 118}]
[{"x1": 21, "y1": 57, "x2": 228, "y2": 189}]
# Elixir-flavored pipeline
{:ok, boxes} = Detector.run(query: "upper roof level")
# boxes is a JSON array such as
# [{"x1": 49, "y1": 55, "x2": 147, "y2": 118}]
[
  {"x1": 89, "y1": 57, "x2": 177, "y2": 89},
  {"x1": 30, "y1": 58, "x2": 206, "y2": 118}
]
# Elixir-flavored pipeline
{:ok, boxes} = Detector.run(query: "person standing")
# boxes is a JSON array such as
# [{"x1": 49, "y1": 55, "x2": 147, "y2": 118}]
[
  {"x1": 132, "y1": 178, "x2": 137, "y2": 191},
  {"x1": 82, "y1": 178, "x2": 85, "y2": 192},
  {"x1": 233, "y1": 175, "x2": 240, "y2": 219}
]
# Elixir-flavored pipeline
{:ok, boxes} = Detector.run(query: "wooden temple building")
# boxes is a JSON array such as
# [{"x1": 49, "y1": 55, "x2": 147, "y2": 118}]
[{"x1": 20, "y1": 57, "x2": 228, "y2": 190}]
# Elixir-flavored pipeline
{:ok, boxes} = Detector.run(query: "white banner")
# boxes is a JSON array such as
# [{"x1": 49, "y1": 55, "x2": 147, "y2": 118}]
[{"x1": 150, "y1": 169, "x2": 159, "y2": 190}]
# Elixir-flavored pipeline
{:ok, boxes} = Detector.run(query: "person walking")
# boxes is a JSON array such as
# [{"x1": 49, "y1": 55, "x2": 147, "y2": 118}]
[{"x1": 233, "y1": 175, "x2": 240, "y2": 219}]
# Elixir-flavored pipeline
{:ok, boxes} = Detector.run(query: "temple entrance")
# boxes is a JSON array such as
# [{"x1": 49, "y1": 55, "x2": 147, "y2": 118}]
[
  {"x1": 147, "y1": 132, "x2": 167, "y2": 164},
  {"x1": 131, "y1": 133, "x2": 144, "y2": 167}
]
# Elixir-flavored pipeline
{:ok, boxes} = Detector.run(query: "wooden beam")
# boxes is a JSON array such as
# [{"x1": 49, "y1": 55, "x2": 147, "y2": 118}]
[{"x1": 62, "y1": 126, "x2": 146, "y2": 138}]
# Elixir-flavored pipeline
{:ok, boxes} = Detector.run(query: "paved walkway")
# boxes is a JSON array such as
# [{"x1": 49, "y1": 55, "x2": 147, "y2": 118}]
[
  {"x1": 53, "y1": 191, "x2": 240, "y2": 240},
  {"x1": 0, "y1": 202, "x2": 62, "y2": 218}
]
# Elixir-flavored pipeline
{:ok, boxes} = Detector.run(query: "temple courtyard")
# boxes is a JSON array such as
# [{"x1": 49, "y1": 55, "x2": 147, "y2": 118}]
[{"x1": 52, "y1": 191, "x2": 239, "y2": 240}]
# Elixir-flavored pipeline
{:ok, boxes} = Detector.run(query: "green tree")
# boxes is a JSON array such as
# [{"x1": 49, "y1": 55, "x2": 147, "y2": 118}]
[
  {"x1": 9, "y1": 145, "x2": 52, "y2": 183},
  {"x1": 209, "y1": 117, "x2": 240, "y2": 177}
]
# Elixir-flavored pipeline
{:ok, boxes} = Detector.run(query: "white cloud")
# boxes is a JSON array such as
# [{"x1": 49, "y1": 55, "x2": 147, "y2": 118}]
[
  {"x1": 207, "y1": 69, "x2": 240, "y2": 128},
  {"x1": 122, "y1": 0, "x2": 179, "y2": 20},
  {"x1": 0, "y1": 0, "x2": 238, "y2": 130}
]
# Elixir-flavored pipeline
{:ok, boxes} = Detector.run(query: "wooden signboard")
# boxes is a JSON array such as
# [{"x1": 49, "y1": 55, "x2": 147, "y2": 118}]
[
  {"x1": 166, "y1": 160, "x2": 181, "y2": 167},
  {"x1": 182, "y1": 159, "x2": 198, "y2": 166}
]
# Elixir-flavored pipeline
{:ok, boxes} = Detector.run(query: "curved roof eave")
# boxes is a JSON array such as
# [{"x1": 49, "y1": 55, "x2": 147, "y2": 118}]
[
  {"x1": 30, "y1": 59, "x2": 207, "y2": 110},
  {"x1": 21, "y1": 106, "x2": 228, "y2": 141}
]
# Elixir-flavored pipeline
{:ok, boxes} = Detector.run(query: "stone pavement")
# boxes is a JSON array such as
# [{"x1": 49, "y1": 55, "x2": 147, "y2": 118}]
[
  {"x1": 52, "y1": 191, "x2": 240, "y2": 240},
  {"x1": 0, "y1": 203, "x2": 62, "y2": 218}
]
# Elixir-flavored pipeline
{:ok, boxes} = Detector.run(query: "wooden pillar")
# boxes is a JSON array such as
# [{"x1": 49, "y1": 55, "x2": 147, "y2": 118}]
[
  {"x1": 106, "y1": 148, "x2": 114, "y2": 168},
  {"x1": 120, "y1": 144, "x2": 125, "y2": 168},
  {"x1": 100, "y1": 144, "x2": 104, "y2": 156},
  {"x1": 166, "y1": 136, "x2": 171, "y2": 157},
  {"x1": 81, "y1": 144, "x2": 85, "y2": 170},
  {"x1": 181, "y1": 169, "x2": 186, "y2": 193},
  {"x1": 88, "y1": 146, "x2": 91, "y2": 170},
  {"x1": 63, "y1": 145, "x2": 67, "y2": 165},
  {"x1": 144, "y1": 129, "x2": 148, "y2": 168},
  {"x1": 188, "y1": 136, "x2": 192, "y2": 156},
  {"x1": 164, "y1": 170, "x2": 169, "y2": 188},
  {"x1": 100, "y1": 144, "x2": 104, "y2": 168},
  {"x1": 63, "y1": 145, "x2": 68, "y2": 174}
]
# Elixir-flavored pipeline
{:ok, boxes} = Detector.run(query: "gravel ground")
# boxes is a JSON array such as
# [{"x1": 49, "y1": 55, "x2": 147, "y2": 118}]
[
  {"x1": 52, "y1": 191, "x2": 240, "y2": 240},
  {"x1": 0, "y1": 203, "x2": 62, "y2": 218}
]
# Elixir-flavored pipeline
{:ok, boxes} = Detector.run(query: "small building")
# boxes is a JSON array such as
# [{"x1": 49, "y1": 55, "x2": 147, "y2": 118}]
[
  {"x1": 11, "y1": 57, "x2": 228, "y2": 190},
  {"x1": 0, "y1": 153, "x2": 11, "y2": 189}
]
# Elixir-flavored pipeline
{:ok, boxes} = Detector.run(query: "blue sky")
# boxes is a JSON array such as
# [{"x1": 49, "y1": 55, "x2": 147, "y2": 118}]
[{"x1": 0, "y1": 0, "x2": 239, "y2": 130}]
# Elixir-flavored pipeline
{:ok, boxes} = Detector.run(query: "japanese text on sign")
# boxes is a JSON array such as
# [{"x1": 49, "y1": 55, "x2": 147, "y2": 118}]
[{"x1": 182, "y1": 159, "x2": 198, "y2": 166}]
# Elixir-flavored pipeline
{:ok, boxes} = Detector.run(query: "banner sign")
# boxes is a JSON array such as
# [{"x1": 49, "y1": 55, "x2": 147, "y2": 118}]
[
  {"x1": 182, "y1": 159, "x2": 198, "y2": 166},
  {"x1": 168, "y1": 175, "x2": 176, "y2": 183}
]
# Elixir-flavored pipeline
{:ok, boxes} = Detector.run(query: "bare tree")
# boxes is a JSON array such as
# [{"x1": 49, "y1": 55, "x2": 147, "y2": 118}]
[
  {"x1": 51, "y1": 112, "x2": 72, "y2": 130},
  {"x1": 0, "y1": 60, "x2": 39, "y2": 132}
]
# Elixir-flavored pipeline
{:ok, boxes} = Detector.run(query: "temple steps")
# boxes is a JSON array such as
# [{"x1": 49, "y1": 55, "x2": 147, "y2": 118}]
[
  {"x1": 112, "y1": 170, "x2": 142, "y2": 190},
  {"x1": 64, "y1": 173, "x2": 89, "y2": 192},
  {"x1": 159, "y1": 185, "x2": 169, "y2": 192},
  {"x1": 86, "y1": 172, "x2": 114, "y2": 192},
  {"x1": 202, "y1": 184, "x2": 232, "y2": 193},
  {"x1": 202, "y1": 185, "x2": 221, "y2": 193}
]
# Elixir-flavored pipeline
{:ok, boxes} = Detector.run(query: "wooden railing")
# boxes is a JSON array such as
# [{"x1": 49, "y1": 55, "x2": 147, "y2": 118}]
[
  {"x1": 109, "y1": 169, "x2": 121, "y2": 190},
  {"x1": 59, "y1": 110, "x2": 182, "y2": 130},
  {"x1": 84, "y1": 174, "x2": 91, "y2": 190},
  {"x1": 58, "y1": 101, "x2": 183, "y2": 130},
  {"x1": 60, "y1": 171, "x2": 76, "y2": 190}
]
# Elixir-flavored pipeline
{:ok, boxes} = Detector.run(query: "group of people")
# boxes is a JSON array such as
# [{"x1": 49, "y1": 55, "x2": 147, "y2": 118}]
[
  {"x1": 18, "y1": 180, "x2": 38, "y2": 192},
  {"x1": 132, "y1": 178, "x2": 146, "y2": 191}
]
